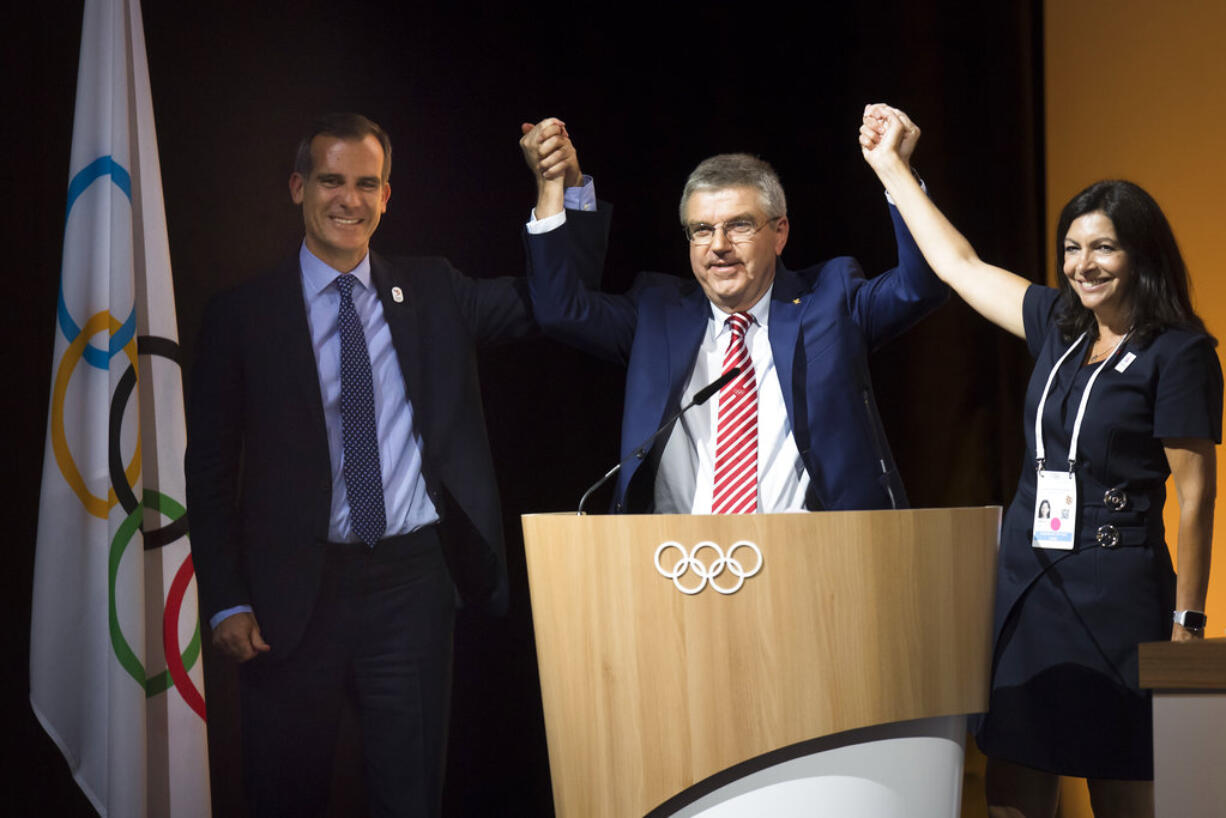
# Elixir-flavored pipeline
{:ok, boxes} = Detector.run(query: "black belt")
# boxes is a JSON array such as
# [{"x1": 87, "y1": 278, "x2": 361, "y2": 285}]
[{"x1": 323, "y1": 526, "x2": 440, "y2": 560}]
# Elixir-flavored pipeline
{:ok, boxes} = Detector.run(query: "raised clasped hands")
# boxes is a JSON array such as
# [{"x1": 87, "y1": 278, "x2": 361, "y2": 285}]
[
  {"x1": 859, "y1": 103, "x2": 921, "y2": 174},
  {"x1": 520, "y1": 116, "x2": 582, "y2": 219},
  {"x1": 520, "y1": 117, "x2": 582, "y2": 188}
]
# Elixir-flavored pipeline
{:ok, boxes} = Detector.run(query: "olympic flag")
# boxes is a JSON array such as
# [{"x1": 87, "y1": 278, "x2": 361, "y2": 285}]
[{"x1": 30, "y1": 0, "x2": 211, "y2": 815}]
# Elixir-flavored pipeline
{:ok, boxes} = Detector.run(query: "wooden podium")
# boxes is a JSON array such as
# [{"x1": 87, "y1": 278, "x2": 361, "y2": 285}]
[{"x1": 521, "y1": 507, "x2": 1000, "y2": 817}]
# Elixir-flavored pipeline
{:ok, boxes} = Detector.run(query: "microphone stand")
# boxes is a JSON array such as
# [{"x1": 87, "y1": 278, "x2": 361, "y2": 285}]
[{"x1": 576, "y1": 366, "x2": 741, "y2": 515}]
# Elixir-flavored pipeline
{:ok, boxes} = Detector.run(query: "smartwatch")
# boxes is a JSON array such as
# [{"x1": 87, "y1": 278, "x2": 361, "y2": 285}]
[{"x1": 1172, "y1": 610, "x2": 1207, "y2": 631}]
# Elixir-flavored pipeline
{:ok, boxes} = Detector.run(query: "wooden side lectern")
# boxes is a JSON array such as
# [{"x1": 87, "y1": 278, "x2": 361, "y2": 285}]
[
  {"x1": 1138, "y1": 637, "x2": 1226, "y2": 818},
  {"x1": 521, "y1": 507, "x2": 1000, "y2": 818}
]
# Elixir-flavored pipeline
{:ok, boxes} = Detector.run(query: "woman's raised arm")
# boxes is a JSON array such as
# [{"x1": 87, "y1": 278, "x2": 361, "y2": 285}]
[{"x1": 860, "y1": 103, "x2": 1031, "y2": 339}]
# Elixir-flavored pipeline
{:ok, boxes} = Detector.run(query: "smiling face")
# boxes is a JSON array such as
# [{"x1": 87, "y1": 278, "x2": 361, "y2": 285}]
[
  {"x1": 1062, "y1": 210, "x2": 1133, "y2": 328},
  {"x1": 289, "y1": 133, "x2": 390, "y2": 273},
  {"x1": 684, "y1": 186, "x2": 788, "y2": 314}
]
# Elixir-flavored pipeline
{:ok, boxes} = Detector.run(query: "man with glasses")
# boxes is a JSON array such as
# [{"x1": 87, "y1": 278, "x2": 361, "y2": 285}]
[{"x1": 519, "y1": 120, "x2": 945, "y2": 514}]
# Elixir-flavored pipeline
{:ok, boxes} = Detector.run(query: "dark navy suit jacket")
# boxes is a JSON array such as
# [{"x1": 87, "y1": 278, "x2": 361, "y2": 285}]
[
  {"x1": 524, "y1": 205, "x2": 945, "y2": 512},
  {"x1": 185, "y1": 212, "x2": 610, "y2": 654}
]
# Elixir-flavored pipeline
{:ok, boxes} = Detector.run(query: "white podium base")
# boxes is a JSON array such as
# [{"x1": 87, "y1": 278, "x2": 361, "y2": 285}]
[
  {"x1": 664, "y1": 716, "x2": 966, "y2": 818},
  {"x1": 1153, "y1": 693, "x2": 1226, "y2": 818}
]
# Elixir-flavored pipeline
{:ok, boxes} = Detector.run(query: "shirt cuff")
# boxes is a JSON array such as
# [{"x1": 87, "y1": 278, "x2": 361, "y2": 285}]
[
  {"x1": 565, "y1": 175, "x2": 596, "y2": 212},
  {"x1": 527, "y1": 176, "x2": 597, "y2": 234},
  {"x1": 527, "y1": 209, "x2": 567, "y2": 234},
  {"x1": 209, "y1": 604, "x2": 253, "y2": 630}
]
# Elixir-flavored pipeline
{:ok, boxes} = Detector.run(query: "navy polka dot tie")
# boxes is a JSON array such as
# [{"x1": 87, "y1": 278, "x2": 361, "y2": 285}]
[{"x1": 334, "y1": 274, "x2": 386, "y2": 546}]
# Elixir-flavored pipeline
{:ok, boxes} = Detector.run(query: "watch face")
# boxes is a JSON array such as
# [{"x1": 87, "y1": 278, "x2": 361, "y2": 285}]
[{"x1": 1176, "y1": 611, "x2": 1207, "y2": 628}]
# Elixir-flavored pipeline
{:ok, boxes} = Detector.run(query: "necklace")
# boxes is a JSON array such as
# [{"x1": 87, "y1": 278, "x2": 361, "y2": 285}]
[
  {"x1": 1086, "y1": 345, "x2": 1114, "y2": 364},
  {"x1": 1085, "y1": 330, "x2": 1129, "y2": 364}
]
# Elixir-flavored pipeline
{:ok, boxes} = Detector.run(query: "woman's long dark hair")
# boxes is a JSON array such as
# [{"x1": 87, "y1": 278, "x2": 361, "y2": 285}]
[{"x1": 1053, "y1": 180, "x2": 1213, "y2": 346}]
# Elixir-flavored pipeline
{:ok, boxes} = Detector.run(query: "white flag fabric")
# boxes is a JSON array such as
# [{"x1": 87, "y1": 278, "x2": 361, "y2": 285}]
[{"x1": 30, "y1": 0, "x2": 211, "y2": 815}]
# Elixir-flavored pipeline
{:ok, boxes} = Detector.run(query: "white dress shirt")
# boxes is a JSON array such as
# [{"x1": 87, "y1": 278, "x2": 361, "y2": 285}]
[
  {"x1": 655, "y1": 286, "x2": 810, "y2": 514},
  {"x1": 527, "y1": 188, "x2": 809, "y2": 515}
]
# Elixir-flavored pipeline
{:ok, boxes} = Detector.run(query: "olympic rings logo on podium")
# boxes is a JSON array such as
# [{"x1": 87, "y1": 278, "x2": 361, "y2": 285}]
[{"x1": 654, "y1": 540, "x2": 763, "y2": 595}]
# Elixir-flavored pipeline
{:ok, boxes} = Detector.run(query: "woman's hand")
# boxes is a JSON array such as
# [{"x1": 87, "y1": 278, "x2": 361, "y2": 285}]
[
  {"x1": 1171, "y1": 622, "x2": 1204, "y2": 642},
  {"x1": 859, "y1": 103, "x2": 920, "y2": 173},
  {"x1": 854, "y1": 102, "x2": 1029, "y2": 337}
]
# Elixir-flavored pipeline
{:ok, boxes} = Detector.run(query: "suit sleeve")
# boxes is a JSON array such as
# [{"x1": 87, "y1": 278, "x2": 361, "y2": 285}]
[
  {"x1": 846, "y1": 203, "x2": 949, "y2": 350},
  {"x1": 523, "y1": 212, "x2": 638, "y2": 365},
  {"x1": 184, "y1": 293, "x2": 251, "y2": 620},
  {"x1": 564, "y1": 206, "x2": 613, "y2": 290},
  {"x1": 453, "y1": 207, "x2": 614, "y2": 346},
  {"x1": 447, "y1": 260, "x2": 536, "y2": 346}
]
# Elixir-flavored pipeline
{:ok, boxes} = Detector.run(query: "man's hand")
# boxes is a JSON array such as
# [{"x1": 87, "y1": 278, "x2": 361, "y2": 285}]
[
  {"x1": 520, "y1": 117, "x2": 583, "y2": 189},
  {"x1": 859, "y1": 103, "x2": 921, "y2": 171},
  {"x1": 211, "y1": 610, "x2": 271, "y2": 662}
]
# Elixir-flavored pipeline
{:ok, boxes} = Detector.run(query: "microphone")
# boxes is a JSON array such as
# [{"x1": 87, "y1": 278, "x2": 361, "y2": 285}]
[
  {"x1": 691, "y1": 366, "x2": 740, "y2": 406},
  {"x1": 576, "y1": 366, "x2": 741, "y2": 515}
]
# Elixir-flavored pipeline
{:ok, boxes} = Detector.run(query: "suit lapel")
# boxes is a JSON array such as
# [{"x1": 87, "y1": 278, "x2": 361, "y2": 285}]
[
  {"x1": 768, "y1": 262, "x2": 803, "y2": 430},
  {"x1": 655, "y1": 265, "x2": 804, "y2": 426},
  {"x1": 663, "y1": 287, "x2": 710, "y2": 414},
  {"x1": 619, "y1": 285, "x2": 707, "y2": 507},
  {"x1": 369, "y1": 252, "x2": 424, "y2": 408},
  {"x1": 270, "y1": 257, "x2": 329, "y2": 434}
]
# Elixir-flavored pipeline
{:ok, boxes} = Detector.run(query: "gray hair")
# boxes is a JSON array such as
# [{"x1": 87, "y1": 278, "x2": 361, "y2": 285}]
[{"x1": 679, "y1": 153, "x2": 787, "y2": 223}]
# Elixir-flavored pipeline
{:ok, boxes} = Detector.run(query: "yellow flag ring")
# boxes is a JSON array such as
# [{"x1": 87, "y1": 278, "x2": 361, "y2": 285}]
[{"x1": 51, "y1": 310, "x2": 142, "y2": 518}]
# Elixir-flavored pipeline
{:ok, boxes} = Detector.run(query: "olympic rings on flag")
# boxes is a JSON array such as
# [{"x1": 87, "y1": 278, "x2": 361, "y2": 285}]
[
  {"x1": 51, "y1": 310, "x2": 141, "y2": 518},
  {"x1": 109, "y1": 335, "x2": 189, "y2": 549},
  {"x1": 109, "y1": 490, "x2": 205, "y2": 717},
  {"x1": 59, "y1": 155, "x2": 134, "y2": 370},
  {"x1": 164, "y1": 552, "x2": 207, "y2": 720},
  {"x1": 654, "y1": 540, "x2": 763, "y2": 595},
  {"x1": 54, "y1": 155, "x2": 206, "y2": 719}
]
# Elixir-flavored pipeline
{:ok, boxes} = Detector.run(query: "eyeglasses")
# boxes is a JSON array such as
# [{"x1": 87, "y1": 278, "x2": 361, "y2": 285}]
[{"x1": 683, "y1": 217, "x2": 779, "y2": 245}]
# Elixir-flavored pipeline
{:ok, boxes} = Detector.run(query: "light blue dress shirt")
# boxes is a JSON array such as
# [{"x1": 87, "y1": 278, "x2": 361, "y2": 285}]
[
  {"x1": 297, "y1": 244, "x2": 438, "y2": 542},
  {"x1": 209, "y1": 180, "x2": 594, "y2": 629}
]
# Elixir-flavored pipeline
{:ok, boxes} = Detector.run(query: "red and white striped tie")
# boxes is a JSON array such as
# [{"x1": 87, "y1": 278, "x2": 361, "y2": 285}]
[{"x1": 712, "y1": 312, "x2": 758, "y2": 514}]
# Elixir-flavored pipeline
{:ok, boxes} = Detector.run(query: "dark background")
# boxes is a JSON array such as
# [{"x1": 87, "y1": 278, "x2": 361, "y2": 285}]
[{"x1": 6, "y1": 2, "x2": 1044, "y2": 815}]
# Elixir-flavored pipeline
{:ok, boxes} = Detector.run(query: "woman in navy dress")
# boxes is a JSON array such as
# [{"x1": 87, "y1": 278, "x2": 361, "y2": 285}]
[{"x1": 860, "y1": 105, "x2": 1221, "y2": 818}]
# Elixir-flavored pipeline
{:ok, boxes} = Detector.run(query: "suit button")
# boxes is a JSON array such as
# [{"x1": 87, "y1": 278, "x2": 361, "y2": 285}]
[
  {"x1": 1096, "y1": 524, "x2": 1120, "y2": 549},
  {"x1": 1104, "y1": 488, "x2": 1127, "y2": 511}
]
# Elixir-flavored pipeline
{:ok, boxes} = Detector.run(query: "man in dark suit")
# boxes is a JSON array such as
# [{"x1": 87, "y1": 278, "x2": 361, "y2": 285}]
[
  {"x1": 520, "y1": 125, "x2": 944, "y2": 514},
  {"x1": 185, "y1": 113, "x2": 599, "y2": 817}
]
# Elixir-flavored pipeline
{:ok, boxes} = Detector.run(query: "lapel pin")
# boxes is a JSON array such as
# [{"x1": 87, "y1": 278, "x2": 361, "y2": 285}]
[
  {"x1": 792, "y1": 298, "x2": 801, "y2": 305},
  {"x1": 391, "y1": 286, "x2": 404, "y2": 303}
]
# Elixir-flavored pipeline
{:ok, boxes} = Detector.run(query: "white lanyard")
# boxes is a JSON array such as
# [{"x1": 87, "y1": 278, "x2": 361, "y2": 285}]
[
  {"x1": 1030, "y1": 330, "x2": 1129, "y2": 550},
  {"x1": 1033, "y1": 331, "x2": 1130, "y2": 472}
]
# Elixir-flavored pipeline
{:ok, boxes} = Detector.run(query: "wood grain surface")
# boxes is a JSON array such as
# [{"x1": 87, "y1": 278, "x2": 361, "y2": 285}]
[
  {"x1": 1139, "y1": 637, "x2": 1226, "y2": 690},
  {"x1": 522, "y1": 507, "x2": 1001, "y2": 817}
]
